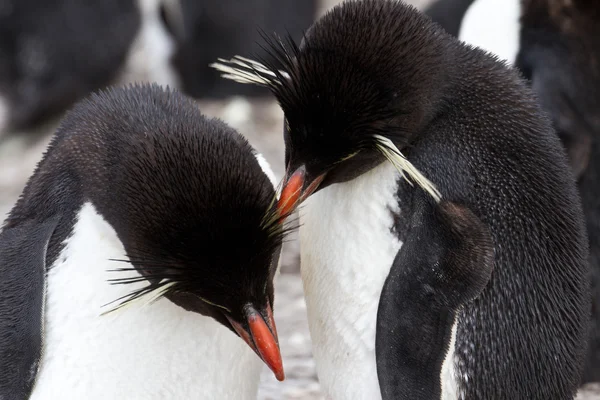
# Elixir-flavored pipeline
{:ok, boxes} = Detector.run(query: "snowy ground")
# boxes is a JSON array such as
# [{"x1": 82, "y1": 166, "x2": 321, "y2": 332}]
[{"x1": 2, "y1": 0, "x2": 599, "y2": 398}]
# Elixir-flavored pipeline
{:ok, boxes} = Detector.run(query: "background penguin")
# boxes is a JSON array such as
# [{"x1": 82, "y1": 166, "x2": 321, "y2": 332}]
[
  {"x1": 0, "y1": 0, "x2": 140, "y2": 132},
  {"x1": 422, "y1": 0, "x2": 474, "y2": 37},
  {"x1": 164, "y1": 0, "x2": 319, "y2": 99},
  {"x1": 0, "y1": 83, "x2": 286, "y2": 399},
  {"x1": 212, "y1": 0, "x2": 590, "y2": 398},
  {"x1": 0, "y1": 0, "x2": 319, "y2": 134},
  {"x1": 424, "y1": 0, "x2": 521, "y2": 64}
]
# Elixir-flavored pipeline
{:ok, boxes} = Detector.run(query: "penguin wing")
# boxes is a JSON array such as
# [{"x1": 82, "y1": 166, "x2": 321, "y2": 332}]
[
  {"x1": 375, "y1": 197, "x2": 494, "y2": 400},
  {"x1": 0, "y1": 217, "x2": 60, "y2": 399}
]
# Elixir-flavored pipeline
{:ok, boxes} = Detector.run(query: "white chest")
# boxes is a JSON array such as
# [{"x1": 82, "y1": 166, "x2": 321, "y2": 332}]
[
  {"x1": 30, "y1": 203, "x2": 262, "y2": 400},
  {"x1": 298, "y1": 162, "x2": 403, "y2": 400}
]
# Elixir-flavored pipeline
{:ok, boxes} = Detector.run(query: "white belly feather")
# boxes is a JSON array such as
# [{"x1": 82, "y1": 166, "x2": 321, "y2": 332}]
[
  {"x1": 299, "y1": 162, "x2": 402, "y2": 400},
  {"x1": 31, "y1": 202, "x2": 262, "y2": 400}
]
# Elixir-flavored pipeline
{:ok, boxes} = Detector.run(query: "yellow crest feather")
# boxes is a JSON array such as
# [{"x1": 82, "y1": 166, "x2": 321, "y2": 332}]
[{"x1": 373, "y1": 135, "x2": 442, "y2": 203}]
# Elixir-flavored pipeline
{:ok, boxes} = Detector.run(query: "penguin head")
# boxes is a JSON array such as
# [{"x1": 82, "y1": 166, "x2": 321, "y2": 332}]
[
  {"x1": 10, "y1": 84, "x2": 286, "y2": 380},
  {"x1": 113, "y1": 137, "x2": 285, "y2": 381},
  {"x1": 138, "y1": 166, "x2": 285, "y2": 381},
  {"x1": 211, "y1": 0, "x2": 447, "y2": 217},
  {"x1": 516, "y1": 0, "x2": 600, "y2": 177}
]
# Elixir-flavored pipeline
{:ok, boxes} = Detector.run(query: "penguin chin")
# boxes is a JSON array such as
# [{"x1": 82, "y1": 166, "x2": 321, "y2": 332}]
[
  {"x1": 321, "y1": 150, "x2": 385, "y2": 189},
  {"x1": 278, "y1": 150, "x2": 386, "y2": 217}
]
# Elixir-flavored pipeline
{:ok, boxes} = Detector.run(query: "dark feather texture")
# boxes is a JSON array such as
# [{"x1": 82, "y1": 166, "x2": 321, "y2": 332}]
[{"x1": 0, "y1": 217, "x2": 59, "y2": 398}]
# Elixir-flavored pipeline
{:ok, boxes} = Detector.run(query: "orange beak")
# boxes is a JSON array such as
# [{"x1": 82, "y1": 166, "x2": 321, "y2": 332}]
[
  {"x1": 226, "y1": 303, "x2": 284, "y2": 381},
  {"x1": 277, "y1": 165, "x2": 326, "y2": 221}
]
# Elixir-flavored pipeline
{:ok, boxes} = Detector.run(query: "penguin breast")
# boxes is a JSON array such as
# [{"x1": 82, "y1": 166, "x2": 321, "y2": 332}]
[
  {"x1": 298, "y1": 161, "x2": 403, "y2": 399},
  {"x1": 31, "y1": 202, "x2": 262, "y2": 400}
]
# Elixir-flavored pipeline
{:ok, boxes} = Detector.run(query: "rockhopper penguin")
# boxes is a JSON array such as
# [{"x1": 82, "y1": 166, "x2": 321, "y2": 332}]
[
  {"x1": 212, "y1": 0, "x2": 590, "y2": 398},
  {"x1": 0, "y1": 83, "x2": 285, "y2": 399}
]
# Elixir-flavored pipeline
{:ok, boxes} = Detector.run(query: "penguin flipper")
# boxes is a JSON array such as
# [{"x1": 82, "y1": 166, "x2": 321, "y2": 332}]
[
  {"x1": 0, "y1": 217, "x2": 59, "y2": 399},
  {"x1": 375, "y1": 197, "x2": 494, "y2": 400}
]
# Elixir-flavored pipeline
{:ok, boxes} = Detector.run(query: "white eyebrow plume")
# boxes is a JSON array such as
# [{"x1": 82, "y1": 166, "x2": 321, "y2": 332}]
[
  {"x1": 100, "y1": 280, "x2": 176, "y2": 317},
  {"x1": 210, "y1": 55, "x2": 290, "y2": 86},
  {"x1": 373, "y1": 134, "x2": 442, "y2": 203}
]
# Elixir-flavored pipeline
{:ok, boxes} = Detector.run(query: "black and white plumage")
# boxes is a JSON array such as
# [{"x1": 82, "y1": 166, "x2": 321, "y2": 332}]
[
  {"x1": 0, "y1": 83, "x2": 285, "y2": 399},
  {"x1": 212, "y1": 0, "x2": 590, "y2": 398}
]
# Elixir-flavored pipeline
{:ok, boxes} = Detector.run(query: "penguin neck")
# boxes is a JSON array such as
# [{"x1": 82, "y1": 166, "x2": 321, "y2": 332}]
[
  {"x1": 31, "y1": 202, "x2": 262, "y2": 400},
  {"x1": 298, "y1": 161, "x2": 403, "y2": 399}
]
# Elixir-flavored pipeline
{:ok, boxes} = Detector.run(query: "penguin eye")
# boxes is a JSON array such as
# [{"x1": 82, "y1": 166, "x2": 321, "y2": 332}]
[
  {"x1": 194, "y1": 294, "x2": 231, "y2": 313},
  {"x1": 335, "y1": 150, "x2": 361, "y2": 164}
]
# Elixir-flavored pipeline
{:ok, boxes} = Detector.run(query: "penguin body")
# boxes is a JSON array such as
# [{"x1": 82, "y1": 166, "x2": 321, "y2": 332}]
[
  {"x1": 213, "y1": 0, "x2": 590, "y2": 398},
  {"x1": 0, "y1": 84, "x2": 285, "y2": 399},
  {"x1": 28, "y1": 203, "x2": 263, "y2": 400}
]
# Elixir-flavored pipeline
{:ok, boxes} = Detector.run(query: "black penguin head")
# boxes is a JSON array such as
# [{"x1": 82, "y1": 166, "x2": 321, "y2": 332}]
[
  {"x1": 211, "y1": 0, "x2": 447, "y2": 217},
  {"x1": 516, "y1": 0, "x2": 600, "y2": 177},
  {"x1": 11, "y1": 84, "x2": 285, "y2": 380}
]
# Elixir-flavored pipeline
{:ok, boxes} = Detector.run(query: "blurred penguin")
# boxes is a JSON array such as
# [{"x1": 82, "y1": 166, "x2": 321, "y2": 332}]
[
  {"x1": 0, "y1": 0, "x2": 318, "y2": 134},
  {"x1": 162, "y1": 0, "x2": 319, "y2": 99},
  {"x1": 0, "y1": 0, "x2": 140, "y2": 132}
]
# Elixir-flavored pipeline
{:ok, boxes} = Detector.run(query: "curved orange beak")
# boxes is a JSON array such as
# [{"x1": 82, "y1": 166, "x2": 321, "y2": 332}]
[
  {"x1": 226, "y1": 303, "x2": 284, "y2": 381},
  {"x1": 277, "y1": 165, "x2": 326, "y2": 222}
]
